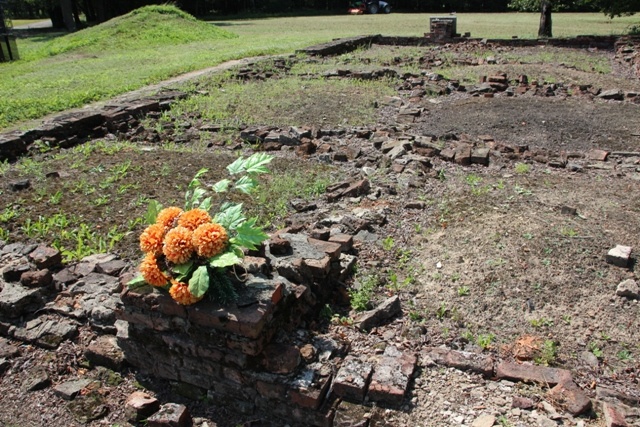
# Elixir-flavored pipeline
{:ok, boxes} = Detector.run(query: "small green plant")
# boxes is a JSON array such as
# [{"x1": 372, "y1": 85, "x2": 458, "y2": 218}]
[
  {"x1": 350, "y1": 274, "x2": 379, "y2": 312},
  {"x1": 561, "y1": 314, "x2": 571, "y2": 325},
  {"x1": 457, "y1": 285, "x2": 470, "y2": 296},
  {"x1": 522, "y1": 232, "x2": 533, "y2": 240},
  {"x1": 381, "y1": 236, "x2": 395, "y2": 251},
  {"x1": 530, "y1": 317, "x2": 554, "y2": 328},
  {"x1": 588, "y1": 342, "x2": 604, "y2": 358},
  {"x1": 513, "y1": 184, "x2": 533, "y2": 196},
  {"x1": 616, "y1": 349, "x2": 632, "y2": 361},
  {"x1": 435, "y1": 302, "x2": 448, "y2": 320},
  {"x1": 461, "y1": 330, "x2": 474, "y2": 342},
  {"x1": 497, "y1": 415, "x2": 513, "y2": 427},
  {"x1": 535, "y1": 340, "x2": 558, "y2": 366},
  {"x1": 476, "y1": 333, "x2": 496, "y2": 350},
  {"x1": 48, "y1": 190, "x2": 63, "y2": 205},
  {"x1": 436, "y1": 169, "x2": 446, "y2": 181},
  {"x1": 514, "y1": 162, "x2": 531, "y2": 174},
  {"x1": 0, "y1": 206, "x2": 19, "y2": 223},
  {"x1": 465, "y1": 173, "x2": 482, "y2": 187},
  {"x1": 560, "y1": 227, "x2": 578, "y2": 237}
]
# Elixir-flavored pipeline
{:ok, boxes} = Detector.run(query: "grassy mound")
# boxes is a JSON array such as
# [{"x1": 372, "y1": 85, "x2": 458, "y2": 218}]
[{"x1": 32, "y1": 5, "x2": 236, "y2": 59}]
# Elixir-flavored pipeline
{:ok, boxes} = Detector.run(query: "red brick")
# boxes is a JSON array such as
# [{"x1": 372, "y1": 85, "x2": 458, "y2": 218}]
[
  {"x1": 329, "y1": 234, "x2": 353, "y2": 252},
  {"x1": 454, "y1": 144, "x2": 472, "y2": 166},
  {"x1": 260, "y1": 343, "x2": 300, "y2": 374},
  {"x1": 333, "y1": 356, "x2": 373, "y2": 402},
  {"x1": 587, "y1": 149, "x2": 609, "y2": 161},
  {"x1": 603, "y1": 403, "x2": 629, "y2": 427},
  {"x1": 289, "y1": 373, "x2": 333, "y2": 410},
  {"x1": 367, "y1": 348, "x2": 416, "y2": 406},
  {"x1": 423, "y1": 347, "x2": 494, "y2": 377},
  {"x1": 547, "y1": 381, "x2": 592, "y2": 416},
  {"x1": 303, "y1": 256, "x2": 331, "y2": 277},
  {"x1": 496, "y1": 361, "x2": 571, "y2": 386},
  {"x1": 308, "y1": 238, "x2": 343, "y2": 260}
]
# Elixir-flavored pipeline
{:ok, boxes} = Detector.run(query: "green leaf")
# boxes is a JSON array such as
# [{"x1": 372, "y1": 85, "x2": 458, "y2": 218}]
[
  {"x1": 209, "y1": 252, "x2": 242, "y2": 268},
  {"x1": 127, "y1": 274, "x2": 149, "y2": 289},
  {"x1": 145, "y1": 200, "x2": 163, "y2": 224},
  {"x1": 234, "y1": 175, "x2": 257, "y2": 194},
  {"x1": 212, "y1": 179, "x2": 231, "y2": 193},
  {"x1": 172, "y1": 260, "x2": 194, "y2": 280},
  {"x1": 188, "y1": 265, "x2": 210, "y2": 298},
  {"x1": 214, "y1": 202, "x2": 245, "y2": 230},
  {"x1": 231, "y1": 218, "x2": 268, "y2": 250},
  {"x1": 185, "y1": 187, "x2": 207, "y2": 210},
  {"x1": 243, "y1": 152, "x2": 273, "y2": 175},
  {"x1": 230, "y1": 244, "x2": 245, "y2": 258},
  {"x1": 226, "y1": 156, "x2": 247, "y2": 175},
  {"x1": 198, "y1": 197, "x2": 213, "y2": 212}
]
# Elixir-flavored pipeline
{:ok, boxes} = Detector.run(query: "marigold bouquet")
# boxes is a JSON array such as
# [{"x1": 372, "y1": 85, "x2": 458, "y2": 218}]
[{"x1": 128, "y1": 153, "x2": 273, "y2": 305}]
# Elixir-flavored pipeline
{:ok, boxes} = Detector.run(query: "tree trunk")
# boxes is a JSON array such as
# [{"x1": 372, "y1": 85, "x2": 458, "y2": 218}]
[
  {"x1": 538, "y1": 0, "x2": 552, "y2": 38},
  {"x1": 59, "y1": 0, "x2": 76, "y2": 31}
]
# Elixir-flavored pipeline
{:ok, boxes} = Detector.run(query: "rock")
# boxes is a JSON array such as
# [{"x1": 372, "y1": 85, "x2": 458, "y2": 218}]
[
  {"x1": 495, "y1": 361, "x2": 571, "y2": 386},
  {"x1": 603, "y1": 403, "x2": 629, "y2": 427},
  {"x1": 22, "y1": 367, "x2": 51, "y2": 392},
  {"x1": 146, "y1": 403, "x2": 191, "y2": 427},
  {"x1": 9, "y1": 179, "x2": 30, "y2": 191},
  {"x1": 606, "y1": 245, "x2": 632, "y2": 268},
  {"x1": 1, "y1": 259, "x2": 31, "y2": 282},
  {"x1": 125, "y1": 391, "x2": 161, "y2": 422},
  {"x1": 596, "y1": 386, "x2": 640, "y2": 407},
  {"x1": 471, "y1": 413, "x2": 496, "y2": 427},
  {"x1": 422, "y1": 347, "x2": 494, "y2": 377},
  {"x1": 616, "y1": 279, "x2": 639, "y2": 299},
  {"x1": 367, "y1": 346, "x2": 416, "y2": 405},
  {"x1": 454, "y1": 144, "x2": 472, "y2": 166},
  {"x1": 512, "y1": 396, "x2": 536, "y2": 409},
  {"x1": 28, "y1": 246, "x2": 62, "y2": 270},
  {"x1": 85, "y1": 335, "x2": 126, "y2": 371},
  {"x1": 355, "y1": 295, "x2": 402, "y2": 331},
  {"x1": 0, "y1": 282, "x2": 43, "y2": 318},
  {"x1": 333, "y1": 400, "x2": 370, "y2": 427},
  {"x1": 67, "y1": 390, "x2": 109, "y2": 423},
  {"x1": 471, "y1": 148, "x2": 490, "y2": 166},
  {"x1": 561, "y1": 206, "x2": 577, "y2": 216},
  {"x1": 260, "y1": 343, "x2": 300, "y2": 374},
  {"x1": 587, "y1": 149, "x2": 609, "y2": 161},
  {"x1": 72, "y1": 253, "x2": 117, "y2": 277},
  {"x1": 95, "y1": 259, "x2": 128, "y2": 276},
  {"x1": 598, "y1": 89, "x2": 624, "y2": 101},
  {"x1": 333, "y1": 356, "x2": 374, "y2": 402},
  {"x1": 580, "y1": 350, "x2": 600, "y2": 367},
  {"x1": 13, "y1": 316, "x2": 79, "y2": 349},
  {"x1": 53, "y1": 379, "x2": 93, "y2": 400},
  {"x1": 547, "y1": 381, "x2": 592, "y2": 416},
  {"x1": 300, "y1": 344, "x2": 317, "y2": 363},
  {"x1": 0, "y1": 338, "x2": 20, "y2": 358},
  {"x1": 20, "y1": 269, "x2": 53, "y2": 288}
]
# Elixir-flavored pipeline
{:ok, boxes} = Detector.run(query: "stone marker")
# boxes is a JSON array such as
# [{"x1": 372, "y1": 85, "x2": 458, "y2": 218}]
[{"x1": 606, "y1": 245, "x2": 632, "y2": 268}]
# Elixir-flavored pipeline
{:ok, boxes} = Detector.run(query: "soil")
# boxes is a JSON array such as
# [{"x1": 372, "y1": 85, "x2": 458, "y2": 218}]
[{"x1": 1, "y1": 40, "x2": 640, "y2": 427}]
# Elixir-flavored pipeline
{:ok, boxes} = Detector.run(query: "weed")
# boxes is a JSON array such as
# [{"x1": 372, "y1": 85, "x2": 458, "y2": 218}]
[
  {"x1": 535, "y1": 340, "x2": 558, "y2": 366},
  {"x1": 48, "y1": 190, "x2": 63, "y2": 205},
  {"x1": 588, "y1": 342, "x2": 604, "y2": 358},
  {"x1": 561, "y1": 315, "x2": 571, "y2": 325},
  {"x1": 349, "y1": 275, "x2": 379, "y2": 312},
  {"x1": 409, "y1": 310, "x2": 424, "y2": 322},
  {"x1": 522, "y1": 233, "x2": 533, "y2": 240},
  {"x1": 513, "y1": 185, "x2": 533, "y2": 196},
  {"x1": 616, "y1": 349, "x2": 632, "y2": 361},
  {"x1": 514, "y1": 162, "x2": 531, "y2": 174},
  {"x1": 436, "y1": 302, "x2": 449, "y2": 320},
  {"x1": 476, "y1": 333, "x2": 496, "y2": 350},
  {"x1": 457, "y1": 285, "x2": 470, "y2": 296},
  {"x1": 451, "y1": 272, "x2": 461, "y2": 282},
  {"x1": 0, "y1": 159, "x2": 9, "y2": 176},
  {"x1": 530, "y1": 318, "x2": 554, "y2": 328},
  {"x1": 319, "y1": 304, "x2": 333, "y2": 320},
  {"x1": 560, "y1": 227, "x2": 578, "y2": 237},
  {"x1": 0, "y1": 226, "x2": 8, "y2": 241},
  {"x1": 93, "y1": 195, "x2": 110, "y2": 207},
  {"x1": 465, "y1": 173, "x2": 482, "y2": 187},
  {"x1": 461, "y1": 330, "x2": 474, "y2": 342},
  {"x1": 437, "y1": 169, "x2": 446, "y2": 181},
  {"x1": 381, "y1": 236, "x2": 395, "y2": 251},
  {"x1": 497, "y1": 415, "x2": 513, "y2": 427},
  {"x1": 0, "y1": 206, "x2": 19, "y2": 223}
]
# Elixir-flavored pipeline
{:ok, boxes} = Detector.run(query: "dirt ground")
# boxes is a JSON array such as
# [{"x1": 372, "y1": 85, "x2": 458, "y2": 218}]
[{"x1": 1, "y1": 40, "x2": 639, "y2": 427}]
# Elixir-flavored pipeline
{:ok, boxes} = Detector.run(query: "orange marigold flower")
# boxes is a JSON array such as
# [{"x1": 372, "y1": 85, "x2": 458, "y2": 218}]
[
  {"x1": 156, "y1": 206, "x2": 183, "y2": 229},
  {"x1": 192, "y1": 223, "x2": 229, "y2": 258},
  {"x1": 139, "y1": 253, "x2": 168, "y2": 287},
  {"x1": 169, "y1": 279, "x2": 203, "y2": 305},
  {"x1": 178, "y1": 208, "x2": 212, "y2": 231},
  {"x1": 140, "y1": 223, "x2": 166, "y2": 255},
  {"x1": 163, "y1": 226, "x2": 194, "y2": 264}
]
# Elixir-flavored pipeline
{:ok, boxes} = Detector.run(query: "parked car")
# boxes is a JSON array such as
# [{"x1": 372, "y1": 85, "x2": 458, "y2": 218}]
[{"x1": 349, "y1": 1, "x2": 392, "y2": 14}]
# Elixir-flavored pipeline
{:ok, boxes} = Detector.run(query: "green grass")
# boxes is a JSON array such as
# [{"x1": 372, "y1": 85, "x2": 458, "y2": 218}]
[{"x1": 1, "y1": 10, "x2": 637, "y2": 130}]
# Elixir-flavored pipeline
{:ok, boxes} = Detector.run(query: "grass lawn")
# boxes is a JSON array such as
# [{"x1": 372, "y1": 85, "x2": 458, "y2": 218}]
[{"x1": 1, "y1": 8, "x2": 638, "y2": 132}]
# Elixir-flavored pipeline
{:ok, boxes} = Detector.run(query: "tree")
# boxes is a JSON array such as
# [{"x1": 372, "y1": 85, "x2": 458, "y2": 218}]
[{"x1": 509, "y1": 0, "x2": 639, "y2": 38}]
